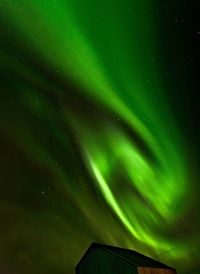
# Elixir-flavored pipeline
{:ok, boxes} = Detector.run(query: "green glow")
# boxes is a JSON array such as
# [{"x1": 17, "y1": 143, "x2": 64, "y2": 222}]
[{"x1": 0, "y1": 1, "x2": 198, "y2": 274}]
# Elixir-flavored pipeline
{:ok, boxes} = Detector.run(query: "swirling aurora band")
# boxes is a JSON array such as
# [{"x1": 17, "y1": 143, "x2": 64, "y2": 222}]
[{"x1": 0, "y1": 1, "x2": 199, "y2": 274}]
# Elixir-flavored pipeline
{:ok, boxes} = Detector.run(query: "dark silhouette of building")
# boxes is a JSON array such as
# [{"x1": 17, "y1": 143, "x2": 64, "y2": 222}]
[{"x1": 76, "y1": 243, "x2": 177, "y2": 274}]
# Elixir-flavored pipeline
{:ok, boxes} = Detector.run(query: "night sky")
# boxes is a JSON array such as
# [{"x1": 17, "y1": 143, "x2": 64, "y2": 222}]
[{"x1": 0, "y1": 1, "x2": 199, "y2": 274}]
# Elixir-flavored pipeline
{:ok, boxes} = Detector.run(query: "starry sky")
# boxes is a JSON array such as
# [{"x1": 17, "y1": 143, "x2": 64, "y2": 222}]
[{"x1": 0, "y1": 1, "x2": 199, "y2": 274}]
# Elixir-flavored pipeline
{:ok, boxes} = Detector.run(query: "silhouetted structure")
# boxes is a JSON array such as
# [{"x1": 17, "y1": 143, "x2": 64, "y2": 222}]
[{"x1": 76, "y1": 243, "x2": 177, "y2": 274}]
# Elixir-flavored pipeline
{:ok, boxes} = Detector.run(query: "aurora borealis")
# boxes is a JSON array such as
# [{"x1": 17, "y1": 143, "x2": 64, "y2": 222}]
[{"x1": 0, "y1": 1, "x2": 200, "y2": 274}]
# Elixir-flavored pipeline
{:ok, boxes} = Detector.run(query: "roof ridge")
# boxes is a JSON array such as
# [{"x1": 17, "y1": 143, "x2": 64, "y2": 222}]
[
  {"x1": 91, "y1": 243, "x2": 174, "y2": 270},
  {"x1": 101, "y1": 246, "x2": 138, "y2": 267}
]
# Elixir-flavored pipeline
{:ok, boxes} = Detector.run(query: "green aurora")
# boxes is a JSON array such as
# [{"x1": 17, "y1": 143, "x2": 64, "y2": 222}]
[{"x1": 0, "y1": 1, "x2": 199, "y2": 274}]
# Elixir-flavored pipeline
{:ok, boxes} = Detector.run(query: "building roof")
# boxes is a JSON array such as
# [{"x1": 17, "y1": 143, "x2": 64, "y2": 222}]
[{"x1": 77, "y1": 243, "x2": 175, "y2": 270}]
